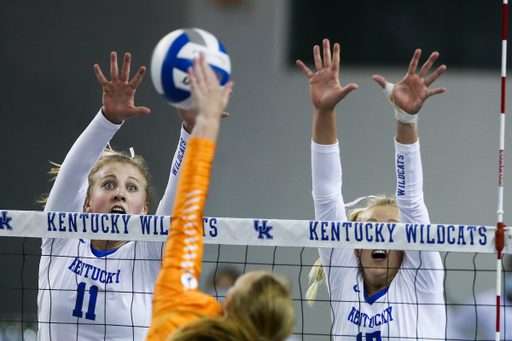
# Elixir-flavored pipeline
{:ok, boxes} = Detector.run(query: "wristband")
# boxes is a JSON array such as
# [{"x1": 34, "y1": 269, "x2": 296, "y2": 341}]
[{"x1": 383, "y1": 82, "x2": 418, "y2": 124}]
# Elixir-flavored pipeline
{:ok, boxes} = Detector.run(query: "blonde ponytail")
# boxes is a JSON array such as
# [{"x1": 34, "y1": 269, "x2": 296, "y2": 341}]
[{"x1": 305, "y1": 258, "x2": 325, "y2": 306}]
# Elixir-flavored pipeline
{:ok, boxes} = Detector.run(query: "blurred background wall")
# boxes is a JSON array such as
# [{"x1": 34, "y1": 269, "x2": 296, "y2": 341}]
[{"x1": 0, "y1": 0, "x2": 509, "y2": 339}]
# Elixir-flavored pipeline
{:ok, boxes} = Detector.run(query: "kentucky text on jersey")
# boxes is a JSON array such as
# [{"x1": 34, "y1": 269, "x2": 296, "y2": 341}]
[
  {"x1": 396, "y1": 154, "x2": 405, "y2": 196},
  {"x1": 348, "y1": 306, "x2": 393, "y2": 328},
  {"x1": 68, "y1": 257, "x2": 121, "y2": 284},
  {"x1": 171, "y1": 138, "x2": 187, "y2": 176}
]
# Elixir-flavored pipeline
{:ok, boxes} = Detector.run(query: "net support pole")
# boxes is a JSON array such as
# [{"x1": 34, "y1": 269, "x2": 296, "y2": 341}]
[{"x1": 496, "y1": 2, "x2": 508, "y2": 341}]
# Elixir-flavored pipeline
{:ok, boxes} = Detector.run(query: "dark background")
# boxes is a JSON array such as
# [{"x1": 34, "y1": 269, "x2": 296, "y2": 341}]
[{"x1": 290, "y1": 0, "x2": 502, "y2": 68}]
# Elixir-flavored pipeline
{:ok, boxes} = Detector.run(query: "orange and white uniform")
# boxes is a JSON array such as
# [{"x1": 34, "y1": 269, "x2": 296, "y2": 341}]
[{"x1": 146, "y1": 138, "x2": 222, "y2": 341}]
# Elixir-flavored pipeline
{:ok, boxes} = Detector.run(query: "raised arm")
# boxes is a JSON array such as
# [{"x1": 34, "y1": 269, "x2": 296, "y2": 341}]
[
  {"x1": 155, "y1": 105, "x2": 230, "y2": 216},
  {"x1": 154, "y1": 109, "x2": 192, "y2": 216},
  {"x1": 374, "y1": 49, "x2": 446, "y2": 224},
  {"x1": 297, "y1": 39, "x2": 357, "y2": 224},
  {"x1": 45, "y1": 52, "x2": 149, "y2": 213},
  {"x1": 297, "y1": 40, "x2": 359, "y2": 284},
  {"x1": 148, "y1": 54, "x2": 233, "y2": 340},
  {"x1": 376, "y1": 50, "x2": 446, "y2": 299}
]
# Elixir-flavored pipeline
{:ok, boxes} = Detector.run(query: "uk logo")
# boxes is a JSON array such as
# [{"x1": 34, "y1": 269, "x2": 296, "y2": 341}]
[
  {"x1": 254, "y1": 220, "x2": 273, "y2": 239},
  {"x1": 0, "y1": 212, "x2": 13, "y2": 230}
]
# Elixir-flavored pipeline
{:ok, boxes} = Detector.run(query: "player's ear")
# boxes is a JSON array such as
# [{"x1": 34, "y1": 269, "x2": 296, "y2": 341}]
[
  {"x1": 142, "y1": 202, "x2": 149, "y2": 215},
  {"x1": 354, "y1": 249, "x2": 361, "y2": 257},
  {"x1": 84, "y1": 198, "x2": 92, "y2": 213}
]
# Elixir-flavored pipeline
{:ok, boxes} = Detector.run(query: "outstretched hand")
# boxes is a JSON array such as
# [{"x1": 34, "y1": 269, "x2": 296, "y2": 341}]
[
  {"x1": 94, "y1": 52, "x2": 150, "y2": 124},
  {"x1": 373, "y1": 49, "x2": 446, "y2": 116},
  {"x1": 297, "y1": 39, "x2": 358, "y2": 112},
  {"x1": 188, "y1": 53, "x2": 233, "y2": 122}
]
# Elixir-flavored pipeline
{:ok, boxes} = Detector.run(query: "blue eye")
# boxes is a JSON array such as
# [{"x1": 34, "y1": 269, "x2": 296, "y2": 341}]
[
  {"x1": 104, "y1": 182, "x2": 115, "y2": 189},
  {"x1": 127, "y1": 185, "x2": 137, "y2": 192}
]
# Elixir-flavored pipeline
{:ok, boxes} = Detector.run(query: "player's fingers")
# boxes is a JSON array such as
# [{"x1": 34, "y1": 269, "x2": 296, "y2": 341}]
[
  {"x1": 221, "y1": 112, "x2": 230, "y2": 118},
  {"x1": 120, "y1": 53, "x2": 131, "y2": 82},
  {"x1": 196, "y1": 54, "x2": 208, "y2": 85},
  {"x1": 188, "y1": 65, "x2": 198, "y2": 91},
  {"x1": 296, "y1": 60, "x2": 314, "y2": 78},
  {"x1": 343, "y1": 83, "x2": 359, "y2": 94},
  {"x1": 426, "y1": 87, "x2": 446, "y2": 98},
  {"x1": 407, "y1": 49, "x2": 421, "y2": 75},
  {"x1": 313, "y1": 45, "x2": 323, "y2": 71},
  {"x1": 372, "y1": 75, "x2": 387, "y2": 88},
  {"x1": 221, "y1": 81, "x2": 234, "y2": 101},
  {"x1": 323, "y1": 39, "x2": 332, "y2": 68},
  {"x1": 191, "y1": 57, "x2": 204, "y2": 87},
  {"x1": 202, "y1": 59, "x2": 218, "y2": 86},
  {"x1": 424, "y1": 65, "x2": 447, "y2": 87},
  {"x1": 226, "y1": 87, "x2": 233, "y2": 98},
  {"x1": 94, "y1": 64, "x2": 109, "y2": 86},
  {"x1": 332, "y1": 43, "x2": 340, "y2": 71},
  {"x1": 129, "y1": 66, "x2": 146, "y2": 89},
  {"x1": 111, "y1": 52, "x2": 119, "y2": 80},
  {"x1": 134, "y1": 106, "x2": 151, "y2": 116},
  {"x1": 418, "y1": 52, "x2": 439, "y2": 79}
]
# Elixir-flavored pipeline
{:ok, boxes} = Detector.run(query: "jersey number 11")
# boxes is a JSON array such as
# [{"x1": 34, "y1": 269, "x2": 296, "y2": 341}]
[{"x1": 72, "y1": 282, "x2": 98, "y2": 320}]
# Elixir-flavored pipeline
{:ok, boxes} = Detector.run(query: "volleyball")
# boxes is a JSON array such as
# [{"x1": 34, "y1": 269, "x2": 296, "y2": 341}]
[{"x1": 151, "y1": 28, "x2": 231, "y2": 109}]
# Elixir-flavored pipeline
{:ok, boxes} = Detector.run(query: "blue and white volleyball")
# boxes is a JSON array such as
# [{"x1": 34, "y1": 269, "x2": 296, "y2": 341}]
[{"x1": 151, "y1": 28, "x2": 231, "y2": 109}]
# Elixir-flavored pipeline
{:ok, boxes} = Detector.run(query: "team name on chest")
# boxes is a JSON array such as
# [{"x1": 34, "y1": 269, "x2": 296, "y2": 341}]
[
  {"x1": 67, "y1": 257, "x2": 121, "y2": 284},
  {"x1": 347, "y1": 306, "x2": 393, "y2": 329}
]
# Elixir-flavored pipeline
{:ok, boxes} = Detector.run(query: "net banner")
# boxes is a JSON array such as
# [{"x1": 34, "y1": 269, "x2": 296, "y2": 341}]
[{"x1": 0, "y1": 209, "x2": 510, "y2": 253}]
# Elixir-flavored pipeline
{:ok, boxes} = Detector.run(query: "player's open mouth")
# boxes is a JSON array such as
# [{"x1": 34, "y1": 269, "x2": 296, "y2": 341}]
[
  {"x1": 111, "y1": 207, "x2": 126, "y2": 214},
  {"x1": 371, "y1": 250, "x2": 387, "y2": 260}
]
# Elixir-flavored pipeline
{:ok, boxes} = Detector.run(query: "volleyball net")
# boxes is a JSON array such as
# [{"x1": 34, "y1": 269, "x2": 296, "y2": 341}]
[{"x1": 0, "y1": 210, "x2": 511, "y2": 340}]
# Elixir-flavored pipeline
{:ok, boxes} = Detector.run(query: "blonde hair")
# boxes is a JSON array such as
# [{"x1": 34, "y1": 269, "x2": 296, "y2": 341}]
[
  {"x1": 171, "y1": 272, "x2": 294, "y2": 341},
  {"x1": 39, "y1": 148, "x2": 154, "y2": 211},
  {"x1": 305, "y1": 258, "x2": 325, "y2": 305},
  {"x1": 306, "y1": 195, "x2": 397, "y2": 305}
]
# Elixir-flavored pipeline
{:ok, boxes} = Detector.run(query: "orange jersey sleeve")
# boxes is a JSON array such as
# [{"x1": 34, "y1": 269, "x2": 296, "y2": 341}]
[{"x1": 147, "y1": 138, "x2": 222, "y2": 341}]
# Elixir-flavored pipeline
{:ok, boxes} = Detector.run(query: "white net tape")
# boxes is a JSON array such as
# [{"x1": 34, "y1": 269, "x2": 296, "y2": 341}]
[{"x1": 0, "y1": 210, "x2": 510, "y2": 253}]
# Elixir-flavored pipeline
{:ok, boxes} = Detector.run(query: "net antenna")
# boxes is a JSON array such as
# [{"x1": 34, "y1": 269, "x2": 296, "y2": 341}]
[{"x1": 496, "y1": 1, "x2": 508, "y2": 340}]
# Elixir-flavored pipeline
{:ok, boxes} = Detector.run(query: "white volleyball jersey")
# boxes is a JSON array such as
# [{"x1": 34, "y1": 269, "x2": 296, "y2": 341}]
[
  {"x1": 312, "y1": 139, "x2": 445, "y2": 341},
  {"x1": 38, "y1": 238, "x2": 163, "y2": 340},
  {"x1": 37, "y1": 109, "x2": 190, "y2": 341}
]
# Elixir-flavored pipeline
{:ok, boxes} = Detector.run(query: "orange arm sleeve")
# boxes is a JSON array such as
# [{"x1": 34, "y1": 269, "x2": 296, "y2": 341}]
[{"x1": 147, "y1": 138, "x2": 222, "y2": 341}]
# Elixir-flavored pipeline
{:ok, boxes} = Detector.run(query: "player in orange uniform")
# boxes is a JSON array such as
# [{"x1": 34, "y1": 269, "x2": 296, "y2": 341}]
[{"x1": 146, "y1": 54, "x2": 295, "y2": 341}]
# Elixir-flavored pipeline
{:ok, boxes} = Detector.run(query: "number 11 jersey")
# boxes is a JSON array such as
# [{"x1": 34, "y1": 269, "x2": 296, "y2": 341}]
[{"x1": 38, "y1": 238, "x2": 163, "y2": 340}]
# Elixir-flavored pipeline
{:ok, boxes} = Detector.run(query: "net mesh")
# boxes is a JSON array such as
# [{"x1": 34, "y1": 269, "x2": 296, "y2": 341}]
[{"x1": 0, "y1": 210, "x2": 510, "y2": 341}]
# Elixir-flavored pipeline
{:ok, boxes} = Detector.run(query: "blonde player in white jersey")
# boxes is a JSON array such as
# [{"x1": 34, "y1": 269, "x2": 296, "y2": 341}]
[
  {"x1": 37, "y1": 52, "x2": 204, "y2": 340},
  {"x1": 297, "y1": 40, "x2": 447, "y2": 340}
]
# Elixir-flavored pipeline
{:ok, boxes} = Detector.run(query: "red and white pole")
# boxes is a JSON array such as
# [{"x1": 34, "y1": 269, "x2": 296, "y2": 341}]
[{"x1": 496, "y1": 1, "x2": 508, "y2": 341}]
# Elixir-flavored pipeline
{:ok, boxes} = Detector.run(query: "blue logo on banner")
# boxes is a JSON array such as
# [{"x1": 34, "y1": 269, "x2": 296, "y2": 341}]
[
  {"x1": 254, "y1": 220, "x2": 273, "y2": 239},
  {"x1": 0, "y1": 212, "x2": 13, "y2": 230}
]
